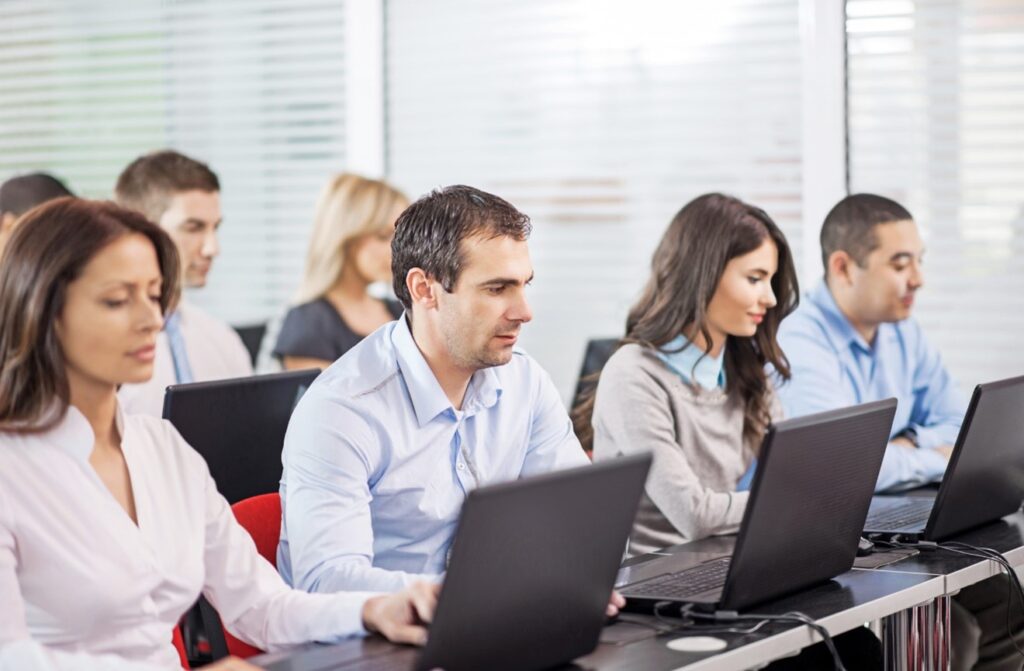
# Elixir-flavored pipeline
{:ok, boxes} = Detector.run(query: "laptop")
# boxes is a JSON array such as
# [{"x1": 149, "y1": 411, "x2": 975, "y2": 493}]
[
  {"x1": 864, "y1": 375, "x2": 1024, "y2": 541},
  {"x1": 615, "y1": 399, "x2": 896, "y2": 613},
  {"x1": 415, "y1": 454, "x2": 651, "y2": 671},
  {"x1": 260, "y1": 454, "x2": 652, "y2": 671},
  {"x1": 162, "y1": 369, "x2": 319, "y2": 504}
]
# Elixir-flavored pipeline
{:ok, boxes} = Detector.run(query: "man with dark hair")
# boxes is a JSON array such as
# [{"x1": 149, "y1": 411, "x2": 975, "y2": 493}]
[
  {"x1": 277, "y1": 185, "x2": 594, "y2": 595},
  {"x1": 777, "y1": 193, "x2": 964, "y2": 492},
  {"x1": 0, "y1": 172, "x2": 73, "y2": 256},
  {"x1": 781, "y1": 196, "x2": 1024, "y2": 669},
  {"x1": 114, "y1": 149, "x2": 252, "y2": 416}
]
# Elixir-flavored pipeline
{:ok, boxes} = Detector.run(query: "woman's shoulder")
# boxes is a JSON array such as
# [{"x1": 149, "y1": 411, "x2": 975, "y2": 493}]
[
  {"x1": 602, "y1": 342, "x2": 669, "y2": 379},
  {"x1": 282, "y1": 298, "x2": 339, "y2": 326}
]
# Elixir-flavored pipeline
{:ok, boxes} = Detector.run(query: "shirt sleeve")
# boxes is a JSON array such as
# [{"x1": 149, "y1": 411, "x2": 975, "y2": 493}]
[
  {"x1": 777, "y1": 319, "x2": 948, "y2": 492},
  {"x1": 280, "y1": 395, "x2": 439, "y2": 594},
  {"x1": 592, "y1": 360, "x2": 748, "y2": 540},
  {"x1": 195, "y1": 439, "x2": 380, "y2": 651},
  {"x1": 0, "y1": 487, "x2": 165, "y2": 671},
  {"x1": 520, "y1": 360, "x2": 591, "y2": 477},
  {"x1": 905, "y1": 325, "x2": 967, "y2": 451}
]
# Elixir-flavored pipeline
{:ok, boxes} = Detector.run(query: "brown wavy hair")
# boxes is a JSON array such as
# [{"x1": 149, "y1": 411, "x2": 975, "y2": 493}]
[
  {"x1": 0, "y1": 198, "x2": 180, "y2": 433},
  {"x1": 573, "y1": 193, "x2": 799, "y2": 451}
]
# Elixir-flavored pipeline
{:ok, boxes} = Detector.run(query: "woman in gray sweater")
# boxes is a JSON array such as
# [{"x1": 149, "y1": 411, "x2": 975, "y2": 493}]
[
  {"x1": 576, "y1": 193, "x2": 799, "y2": 556},
  {"x1": 576, "y1": 193, "x2": 884, "y2": 668}
]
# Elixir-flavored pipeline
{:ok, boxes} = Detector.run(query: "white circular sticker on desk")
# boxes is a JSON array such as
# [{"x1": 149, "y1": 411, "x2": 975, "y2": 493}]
[{"x1": 666, "y1": 636, "x2": 729, "y2": 652}]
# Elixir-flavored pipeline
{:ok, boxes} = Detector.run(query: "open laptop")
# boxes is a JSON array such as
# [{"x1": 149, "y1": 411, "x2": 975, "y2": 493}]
[
  {"x1": 162, "y1": 369, "x2": 319, "y2": 504},
  {"x1": 260, "y1": 454, "x2": 652, "y2": 671},
  {"x1": 616, "y1": 399, "x2": 896, "y2": 612},
  {"x1": 864, "y1": 375, "x2": 1024, "y2": 541},
  {"x1": 413, "y1": 454, "x2": 651, "y2": 671}
]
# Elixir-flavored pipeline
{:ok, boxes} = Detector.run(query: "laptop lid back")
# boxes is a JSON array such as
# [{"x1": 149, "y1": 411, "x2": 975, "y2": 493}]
[
  {"x1": 925, "y1": 375, "x2": 1024, "y2": 541},
  {"x1": 720, "y1": 398, "x2": 896, "y2": 611},
  {"x1": 162, "y1": 369, "x2": 319, "y2": 504},
  {"x1": 416, "y1": 454, "x2": 652, "y2": 671}
]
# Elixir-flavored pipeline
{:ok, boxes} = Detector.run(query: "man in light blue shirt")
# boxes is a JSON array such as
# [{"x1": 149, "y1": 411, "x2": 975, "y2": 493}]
[
  {"x1": 776, "y1": 193, "x2": 966, "y2": 493},
  {"x1": 278, "y1": 185, "x2": 591, "y2": 594}
]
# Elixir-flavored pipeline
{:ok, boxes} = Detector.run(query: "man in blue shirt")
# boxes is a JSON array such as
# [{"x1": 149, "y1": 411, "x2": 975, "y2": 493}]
[
  {"x1": 278, "y1": 185, "x2": 592, "y2": 595},
  {"x1": 777, "y1": 194, "x2": 1024, "y2": 671},
  {"x1": 776, "y1": 193, "x2": 965, "y2": 493}
]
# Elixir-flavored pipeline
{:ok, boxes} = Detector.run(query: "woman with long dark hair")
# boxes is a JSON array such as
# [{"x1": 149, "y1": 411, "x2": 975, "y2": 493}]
[
  {"x1": 0, "y1": 198, "x2": 436, "y2": 670},
  {"x1": 575, "y1": 193, "x2": 799, "y2": 553}
]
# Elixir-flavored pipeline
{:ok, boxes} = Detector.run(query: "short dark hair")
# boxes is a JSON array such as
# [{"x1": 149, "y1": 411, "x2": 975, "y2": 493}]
[
  {"x1": 391, "y1": 185, "x2": 533, "y2": 309},
  {"x1": 821, "y1": 193, "x2": 914, "y2": 273},
  {"x1": 115, "y1": 150, "x2": 220, "y2": 223},
  {"x1": 0, "y1": 198, "x2": 180, "y2": 433},
  {"x1": 0, "y1": 173, "x2": 74, "y2": 218}
]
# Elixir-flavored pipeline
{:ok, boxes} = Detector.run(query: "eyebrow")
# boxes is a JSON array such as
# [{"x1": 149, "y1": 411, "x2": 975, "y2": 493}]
[
  {"x1": 889, "y1": 252, "x2": 918, "y2": 263},
  {"x1": 99, "y1": 278, "x2": 163, "y2": 291},
  {"x1": 747, "y1": 267, "x2": 773, "y2": 276},
  {"x1": 479, "y1": 272, "x2": 535, "y2": 288},
  {"x1": 180, "y1": 217, "x2": 222, "y2": 227}
]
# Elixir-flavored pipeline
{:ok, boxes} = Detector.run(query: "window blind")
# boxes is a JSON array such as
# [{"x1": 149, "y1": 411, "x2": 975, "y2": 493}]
[
  {"x1": 847, "y1": 0, "x2": 1024, "y2": 388},
  {"x1": 0, "y1": 0, "x2": 350, "y2": 325},
  {"x1": 385, "y1": 0, "x2": 806, "y2": 400}
]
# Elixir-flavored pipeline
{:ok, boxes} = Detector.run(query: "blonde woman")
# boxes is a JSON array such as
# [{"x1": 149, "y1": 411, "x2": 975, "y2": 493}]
[{"x1": 273, "y1": 174, "x2": 409, "y2": 371}]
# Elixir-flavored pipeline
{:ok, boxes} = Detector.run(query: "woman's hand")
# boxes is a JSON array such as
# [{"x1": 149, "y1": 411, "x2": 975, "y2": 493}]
[{"x1": 361, "y1": 581, "x2": 440, "y2": 646}]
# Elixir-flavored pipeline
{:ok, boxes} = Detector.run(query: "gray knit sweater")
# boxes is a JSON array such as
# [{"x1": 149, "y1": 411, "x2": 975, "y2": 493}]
[{"x1": 592, "y1": 343, "x2": 779, "y2": 557}]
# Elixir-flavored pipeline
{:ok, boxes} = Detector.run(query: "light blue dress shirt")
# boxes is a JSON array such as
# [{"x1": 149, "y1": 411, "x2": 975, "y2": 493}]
[
  {"x1": 657, "y1": 335, "x2": 726, "y2": 391},
  {"x1": 775, "y1": 282, "x2": 967, "y2": 492},
  {"x1": 277, "y1": 315, "x2": 590, "y2": 593}
]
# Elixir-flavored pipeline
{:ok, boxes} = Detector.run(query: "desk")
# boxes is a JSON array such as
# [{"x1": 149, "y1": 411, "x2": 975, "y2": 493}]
[
  {"x1": 857, "y1": 511, "x2": 1024, "y2": 670},
  {"x1": 251, "y1": 513, "x2": 1024, "y2": 671},
  {"x1": 252, "y1": 557, "x2": 942, "y2": 670}
]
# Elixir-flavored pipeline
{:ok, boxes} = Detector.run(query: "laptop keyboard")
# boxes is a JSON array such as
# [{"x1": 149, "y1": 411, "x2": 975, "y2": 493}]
[
  {"x1": 624, "y1": 557, "x2": 731, "y2": 600},
  {"x1": 865, "y1": 498, "x2": 934, "y2": 530}
]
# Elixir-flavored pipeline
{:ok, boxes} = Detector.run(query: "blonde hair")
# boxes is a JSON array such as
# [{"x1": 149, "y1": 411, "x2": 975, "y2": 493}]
[{"x1": 295, "y1": 173, "x2": 408, "y2": 304}]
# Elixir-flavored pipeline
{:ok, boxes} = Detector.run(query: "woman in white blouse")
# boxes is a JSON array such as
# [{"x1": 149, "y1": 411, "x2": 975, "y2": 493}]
[{"x1": 0, "y1": 198, "x2": 438, "y2": 671}]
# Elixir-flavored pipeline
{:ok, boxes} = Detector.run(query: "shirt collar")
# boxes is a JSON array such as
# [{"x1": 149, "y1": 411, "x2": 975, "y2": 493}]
[
  {"x1": 50, "y1": 402, "x2": 128, "y2": 462},
  {"x1": 391, "y1": 315, "x2": 503, "y2": 427},
  {"x1": 808, "y1": 281, "x2": 874, "y2": 354},
  {"x1": 657, "y1": 334, "x2": 726, "y2": 389}
]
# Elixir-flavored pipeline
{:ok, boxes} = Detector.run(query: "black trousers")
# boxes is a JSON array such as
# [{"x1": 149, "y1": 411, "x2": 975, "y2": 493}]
[{"x1": 951, "y1": 574, "x2": 1024, "y2": 671}]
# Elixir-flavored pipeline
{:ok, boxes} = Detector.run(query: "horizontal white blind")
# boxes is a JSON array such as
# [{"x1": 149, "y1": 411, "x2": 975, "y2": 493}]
[
  {"x1": 386, "y1": 0, "x2": 804, "y2": 400},
  {"x1": 847, "y1": 0, "x2": 1024, "y2": 389},
  {"x1": 0, "y1": 0, "x2": 350, "y2": 325}
]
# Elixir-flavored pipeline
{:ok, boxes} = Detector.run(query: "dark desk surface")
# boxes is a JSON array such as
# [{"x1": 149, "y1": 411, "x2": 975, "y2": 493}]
[
  {"x1": 253, "y1": 555, "x2": 942, "y2": 671},
  {"x1": 252, "y1": 509, "x2": 1024, "y2": 671},
  {"x1": 856, "y1": 511, "x2": 1024, "y2": 592}
]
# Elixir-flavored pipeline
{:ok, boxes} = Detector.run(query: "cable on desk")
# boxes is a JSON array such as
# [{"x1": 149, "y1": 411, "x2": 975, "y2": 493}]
[
  {"x1": 872, "y1": 537, "x2": 1024, "y2": 669},
  {"x1": 667, "y1": 603, "x2": 848, "y2": 671}
]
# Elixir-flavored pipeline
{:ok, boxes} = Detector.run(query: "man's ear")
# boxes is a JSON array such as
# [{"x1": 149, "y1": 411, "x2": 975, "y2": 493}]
[
  {"x1": 406, "y1": 268, "x2": 439, "y2": 309},
  {"x1": 827, "y1": 250, "x2": 857, "y2": 287}
]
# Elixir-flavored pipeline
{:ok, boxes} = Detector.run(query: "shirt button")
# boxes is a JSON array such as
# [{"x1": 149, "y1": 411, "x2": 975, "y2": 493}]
[{"x1": 457, "y1": 462, "x2": 465, "y2": 471}]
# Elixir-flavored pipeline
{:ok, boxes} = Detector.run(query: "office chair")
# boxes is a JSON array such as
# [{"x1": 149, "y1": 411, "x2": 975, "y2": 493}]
[
  {"x1": 172, "y1": 625, "x2": 190, "y2": 669},
  {"x1": 232, "y1": 322, "x2": 268, "y2": 368},
  {"x1": 570, "y1": 338, "x2": 618, "y2": 411},
  {"x1": 211, "y1": 493, "x2": 283, "y2": 659}
]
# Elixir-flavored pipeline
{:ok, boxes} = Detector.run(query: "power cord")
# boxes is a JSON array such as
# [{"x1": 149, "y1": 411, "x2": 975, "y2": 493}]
[
  {"x1": 871, "y1": 537, "x2": 1024, "y2": 669},
  {"x1": 655, "y1": 602, "x2": 848, "y2": 671}
]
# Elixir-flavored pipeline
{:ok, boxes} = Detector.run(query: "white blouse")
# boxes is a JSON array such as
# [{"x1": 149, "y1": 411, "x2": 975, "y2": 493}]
[{"x1": 0, "y1": 405, "x2": 377, "y2": 670}]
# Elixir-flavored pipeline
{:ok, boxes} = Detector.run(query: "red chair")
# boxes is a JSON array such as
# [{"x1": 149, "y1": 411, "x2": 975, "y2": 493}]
[
  {"x1": 223, "y1": 493, "x2": 283, "y2": 659},
  {"x1": 172, "y1": 625, "x2": 190, "y2": 669}
]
